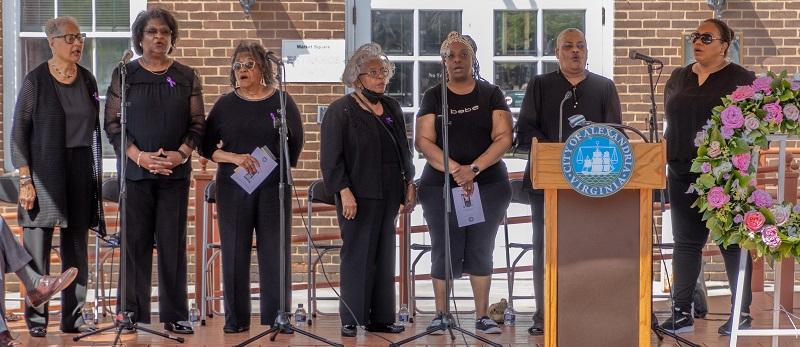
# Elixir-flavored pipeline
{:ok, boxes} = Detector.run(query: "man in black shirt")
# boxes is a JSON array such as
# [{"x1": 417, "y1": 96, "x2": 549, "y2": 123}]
[{"x1": 515, "y1": 28, "x2": 622, "y2": 336}]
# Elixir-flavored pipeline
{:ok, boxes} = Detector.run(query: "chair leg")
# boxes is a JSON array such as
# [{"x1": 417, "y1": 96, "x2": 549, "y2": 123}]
[
  {"x1": 509, "y1": 249, "x2": 530, "y2": 304},
  {"x1": 502, "y1": 214, "x2": 512, "y2": 306}
]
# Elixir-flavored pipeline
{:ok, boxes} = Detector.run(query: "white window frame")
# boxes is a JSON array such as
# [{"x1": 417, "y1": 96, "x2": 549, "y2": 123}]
[{"x1": 2, "y1": 0, "x2": 146, "y2": 172}]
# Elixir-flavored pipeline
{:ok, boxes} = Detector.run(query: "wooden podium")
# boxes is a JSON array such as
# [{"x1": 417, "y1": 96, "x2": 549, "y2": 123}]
[{"x1": 530, "y1": 139, "x2": 666, "y2": 347}]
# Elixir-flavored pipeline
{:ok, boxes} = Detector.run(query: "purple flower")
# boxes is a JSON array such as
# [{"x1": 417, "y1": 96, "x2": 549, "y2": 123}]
[
  {"x1": 694, "y1": 131, "x2": 708, "y2": 147},
  {"x1": 733, "y1": 214, "x2": 744, "y2": 224},
  {"x1": 794, "y1": 204, "x2": 800, "y2": 213},
  {"x1": 721, "y1": 105, "x2": 745, "y2": 129},
  {"x1": 792, "y1": 81, "x2": 800, "y2": 91},
  {"x1": 731, "y1": 152, "x2": 752, "y2": 172},
  {"x1": 752, "y1": 76, "x2": 773, "y2": 94},
  {"x1": 721, "y1": 126, "x2": 734, "y2": 139},
  {"x1": 706, "y1": 186, "x2": 730, "y2": 209},
  {"x1": 701, "y1": 162, "x2": 712, "y2": 173},
  {"x1": 166, "y1": 76, "x2": 176, "y2": 87},
  {"x1": 749, "y1": 189, "x2": 773, "y2": 208},
  {"x1": 744, "y1": 115, "x2": 760, "y2": 130},
  {"x1": 772, "y1": 205, "x2": 791, "y2": 226},
  {"x1": 707, "y1": 141, "x2": 722, "y2": 158},
  {"x1": 763, "y1": 101, "x2": 783, "y2": 124},
  {"x1": 731, "y1": 85, "x2": 755, "y2": 102},
  {"x1": 761, "y1": 225, "x2": 781, "y2": 249},
  {"x1": 784, "y1": 104, "x2": 800, "y2": 121}
]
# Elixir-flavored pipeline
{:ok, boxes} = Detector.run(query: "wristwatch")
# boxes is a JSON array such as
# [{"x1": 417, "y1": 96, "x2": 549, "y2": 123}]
[
  {"x1": 179, "y1": 150, "x2": 190, "y2": 164},
  {"x1": 470, "y1": 164, "x2": 480, "y2": 176}
]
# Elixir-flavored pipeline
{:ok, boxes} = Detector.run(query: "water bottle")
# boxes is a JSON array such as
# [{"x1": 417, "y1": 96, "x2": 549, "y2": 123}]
[
  {"x1": 294, "y1": 304, "x2": 307, "y2": 325},
  {"x1": 81, "y1": 304, "x2": 96, "y2": 329},
  {"x1": 188, "y1": 303, "x2": 201, "y2": 326},
  {"x1": 398, "y1": 304, "x2": 410, "y2": 325},
  {"x1": 503, "y1": 306, "x2": 516, "y2": 326}
]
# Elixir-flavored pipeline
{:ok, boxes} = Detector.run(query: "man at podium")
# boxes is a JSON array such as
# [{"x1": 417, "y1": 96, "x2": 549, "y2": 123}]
[{"x1": 515, "y1": 28, "x2": 622, "y2": 336}]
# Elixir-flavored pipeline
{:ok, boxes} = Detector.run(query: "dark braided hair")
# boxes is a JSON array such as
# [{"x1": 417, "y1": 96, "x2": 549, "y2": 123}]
[{"x1": 229, "y1": 41, "x2": 276, "y2": 88}]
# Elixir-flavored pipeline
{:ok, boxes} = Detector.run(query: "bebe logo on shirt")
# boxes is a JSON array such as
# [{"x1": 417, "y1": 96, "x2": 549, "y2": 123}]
[{"x1": 449, "y1": 105, "x2": 479, "y2": 115}]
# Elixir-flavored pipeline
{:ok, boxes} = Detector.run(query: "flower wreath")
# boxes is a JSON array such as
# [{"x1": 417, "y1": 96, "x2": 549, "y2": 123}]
[{"x1": 691, "y1": 71, "x2": 800, "y2": 260}]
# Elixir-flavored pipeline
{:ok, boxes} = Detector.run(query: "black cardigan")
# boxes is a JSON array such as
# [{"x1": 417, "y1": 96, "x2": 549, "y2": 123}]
[
  {"x1": 11, "y1": 62, "x2": 106, "y2": 235},
  {"x1": 320, "y1": 94, "x2": 415, "y2": 199}
]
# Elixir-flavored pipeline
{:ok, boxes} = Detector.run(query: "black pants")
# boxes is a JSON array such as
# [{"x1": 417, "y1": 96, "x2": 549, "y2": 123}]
[
  {"x1": 529, "y1": 190, "x2": 545, "y2": 324},
  {"x1": 668, "y1": 165, "x2": 752, "y2": 313},
  {"x1": 24, "y1": 147, "x2": 93, "y2": 331},
  {"x1": 336, "y1": 165, "x2": 403, "y2": 326},
  {"x1": 215, "y1": 177, "x2": 290, "y2": 327},
  {"x1": 120, "y1": 178, "x2": 190, "y2": 323}
]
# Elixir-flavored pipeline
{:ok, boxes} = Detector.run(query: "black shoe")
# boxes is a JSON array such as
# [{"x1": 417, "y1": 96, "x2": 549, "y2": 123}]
[
  {"x1": 718, "y1": 314, "x2": 753, "y2": 336},
  {"x1": 223, "y1": 326, "x2": 250, "y2": 334},
  {"x1": 341, "y1": 325, "x2": 357, "y2": 337},
  {"x1": 659, "y1": 308, "x2": 694, "y2": 334},
  {"x1": 365, "y1": 323, "x2": 405, "y2": 333},
  {"x1": 28, "y1": 327, "x2": 46, "y2": 338},
  {"x1": 164, "y1": 321, "x2": 194, "y2": 334},
  {"x1": 528, "y1": 320, "x2": 544, "y2": 336}
]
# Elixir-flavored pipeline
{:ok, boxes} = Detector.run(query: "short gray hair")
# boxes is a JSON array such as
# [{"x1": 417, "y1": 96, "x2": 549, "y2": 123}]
[
  {"x1": 341, "y1": 43, "x2": 395, "y2": 88},
  {"x1": 44, "y1": 16, "x2": 79, "y2": 37},
  {"x1": 556, "y1": 28, "x2": 585, "y2": 48}
]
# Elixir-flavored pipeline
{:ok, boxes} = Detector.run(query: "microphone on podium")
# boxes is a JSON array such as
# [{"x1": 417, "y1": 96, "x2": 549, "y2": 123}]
[{"x1": 628, "y1": 50, "x2": 662, "y2": 65}]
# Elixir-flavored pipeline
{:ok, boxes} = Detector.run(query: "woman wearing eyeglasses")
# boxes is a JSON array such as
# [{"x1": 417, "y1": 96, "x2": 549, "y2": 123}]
[
  {"x1": 200, "y1": 41, "x2": 303, "y2": 333},
  {"x1": 10, "y1": 16, "x2": 106, "y2": 337},
  {"x1": 104, "y1": 8, "x2": 204, "y2": 334},
  {"x1": 660, "y1": 18, "x2": 755, "y2": 336},
  {"x1": 320, "y1": 43, "x2": 415, "y2": 337}
]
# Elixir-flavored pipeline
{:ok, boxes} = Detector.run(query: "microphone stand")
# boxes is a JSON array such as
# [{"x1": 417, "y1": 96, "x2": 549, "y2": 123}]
[
  {"x1": 558, "y1": 91, "x2": 572, "y2": 142},
  {"x1": 235, "y1": 56, "x2": 341, "y2": 347},
  {"x1": 74, "y1": 59, "x2": 185, "y2": 345},
  {"x1": 389, "y1": 61, "x2": 501, "y2": 347}
]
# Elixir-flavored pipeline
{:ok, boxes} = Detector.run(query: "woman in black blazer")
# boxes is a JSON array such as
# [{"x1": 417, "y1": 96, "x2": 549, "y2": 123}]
[
  {"x1": 320, "y1": 43, "x2": 416, "y2": 337},
  {"x1": 11, "y1": 16, "x2": 105, "y2": 337}
]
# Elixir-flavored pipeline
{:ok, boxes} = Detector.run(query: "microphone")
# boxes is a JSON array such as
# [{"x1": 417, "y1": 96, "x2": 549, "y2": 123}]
[
  {"x1": 558, "y1": 90, "x2": 573, "y2": 142},
  {"x1": 266, "y1": 51, "x2": 284, "y2": 65},
  {"x1": 119, "y1": 49, "x2": 134, "y2": 66},
  {"x1": 568, "y1": 114, "x2": 586, "y2": 128},
  {"x1": 628, "y1": 50, "x2": 662, "y2": 65},
  {"x1": 568, "y1": 115, "x2": 650, "y2": 143}
]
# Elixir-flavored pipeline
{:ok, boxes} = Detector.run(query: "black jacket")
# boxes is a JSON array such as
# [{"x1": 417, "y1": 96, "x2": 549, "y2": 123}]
[
  {"x1": 11, "y1": 62, "x2": 106, "y2": 234},
  {"x1": 320, "y1": 94, "x2": 414, "y2": 199}
]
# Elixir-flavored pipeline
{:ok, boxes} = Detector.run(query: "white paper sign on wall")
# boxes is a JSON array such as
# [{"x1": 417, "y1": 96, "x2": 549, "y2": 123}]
[{"x1": 281, "y1": 39, "x2": 346, "y2": 83}]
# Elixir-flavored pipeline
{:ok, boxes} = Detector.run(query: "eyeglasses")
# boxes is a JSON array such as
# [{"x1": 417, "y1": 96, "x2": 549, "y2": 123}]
[
  {"x1": 144, "y1": 28, "x2": 173, "y2": 37},
  {"x1": 232, "y1": 61, "x2": 257, "y2": 71},
  {"x1": 689, "y1": 32, "x2": 723, "y2": 45},
  {"x1": 52, "y1": 33, "x2": 86, "y2": 44},
  {"x1": 359, "y1": 68, "x2": 390, "y2": 79}
]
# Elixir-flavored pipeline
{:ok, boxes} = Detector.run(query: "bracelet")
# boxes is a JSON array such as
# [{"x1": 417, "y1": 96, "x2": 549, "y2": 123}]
[
  {"x1": 178, "y1": 149, "x2": 189, "y2": 160},
  {"x1": 19, "y1": 176, "x2": 32, "y2": 185},
  {"x1": 136, "y1": 151, "x2": 144, "y2": 167}
]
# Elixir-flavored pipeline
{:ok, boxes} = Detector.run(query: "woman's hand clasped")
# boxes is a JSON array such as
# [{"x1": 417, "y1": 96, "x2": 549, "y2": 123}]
[{"x1": 138, "y1": 149, "x2": 174, "y2": 175}]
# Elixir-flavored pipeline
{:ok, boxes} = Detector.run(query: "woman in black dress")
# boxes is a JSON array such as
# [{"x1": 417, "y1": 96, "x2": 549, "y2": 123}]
[
  {"x1": 659, "y1": 18, "x2": 755, "y2": 336},
  {"x1": 104, "y1": 8, "x2": 204, "y2": 334},
  {"x1": 11, "y1": 16, "x2": 105, "y2": 337},
  {"x1": 201, "y1": 41, "x2": 304, "y2": 333},
  {"x1": 320, "y1": 43, "x2": 416, "y2": 337}
]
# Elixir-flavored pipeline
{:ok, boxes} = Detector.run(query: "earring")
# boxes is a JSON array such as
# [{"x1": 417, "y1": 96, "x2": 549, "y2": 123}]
[
  {"x1": 261, "y1": 76, "x2": 267, "y2": 86},
  {"x1": 235, "y1": 79, "x2": 240, "y2": 88}
]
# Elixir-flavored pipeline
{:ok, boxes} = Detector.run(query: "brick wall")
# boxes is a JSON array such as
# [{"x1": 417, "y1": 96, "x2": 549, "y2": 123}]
[{"x1": 614, "y1": 0, "x2": 800, "y2": 282}]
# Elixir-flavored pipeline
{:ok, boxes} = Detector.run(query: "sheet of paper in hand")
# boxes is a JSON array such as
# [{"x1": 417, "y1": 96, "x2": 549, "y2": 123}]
[
  {"x1": 231, "y1": 146, "x2": 278, "y2": 194},
  {"x1": 451, "y1": 182, "x2": 485, "y2": 227}
]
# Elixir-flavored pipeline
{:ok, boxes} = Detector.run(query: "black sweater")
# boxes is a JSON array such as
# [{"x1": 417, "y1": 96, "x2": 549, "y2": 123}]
[
  {"x1": 664, "y1": 63, "x2": 755, "y2": 172},
  {"x1": 320, "y1": 94, "x2": 414, "y2": 199}
]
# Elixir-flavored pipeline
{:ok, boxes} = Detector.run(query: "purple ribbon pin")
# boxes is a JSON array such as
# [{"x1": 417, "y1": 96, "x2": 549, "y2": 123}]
[
  {"x1": 383, "y1": 115, "x2": 393, "y2": 125},
  {"x1": 93, "y1": 92, "x2": 100, "y2": 101},
  {"x1": 270, "y1": 112, "x2": 277, "y2": 122},
  {"x1": 166, "y1": 76, "x2": 176, "y2": 87}
]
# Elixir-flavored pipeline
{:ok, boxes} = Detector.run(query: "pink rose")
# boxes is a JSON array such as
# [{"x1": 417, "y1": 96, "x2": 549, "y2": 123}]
[
  {"x1": 706, "y1": 186, "x2": 730, "y2": 209},
  {"x1": 744, "y1": 211, "x2": 766, "y2": 231},
  {"x1": 763, "y1": 101, "x2": 783, "y2": 124},
  {"x1": 707, "y1": 141, "x2": 722, "y2": 158},
  {"x1": 752, "y1": 76, "x2": 773, "y2": 94},
  {"x1": 761, "y1": 225, "x2": 781, "y2": 249},
  {"x1": 721, "y1": 105, "x2": 745, "y2": 129},
  {"x1": 731, "y1": 152, "x2": 751, "y2": 172},
  {"x1": 731, "y1": 85, "x2": 755, "y2": 102},
  {"x1": 744, "y1": 115, "x2": 760, "y2": 130},
  {"x1": 784, "y1": 104, "x2": 800, "y2": 121}
]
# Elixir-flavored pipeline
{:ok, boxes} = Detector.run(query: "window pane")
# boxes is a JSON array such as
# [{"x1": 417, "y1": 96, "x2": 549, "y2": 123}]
[
  {"x1": 419, "y1": 62, "x2": 443, "y2": 99},
  {"x1": 59, "y1": 0, "x2": 93, "y2": 30},
  {"x1": 494, "y1": 63, "x2": 535, "y2": 108},
  {"x1": 372, "y1": 10, "x2": 413, "y2": 56},
  {"x1": 494, "y1": 11, "x2": 536, "y2": 56},
  {"x1": 386, "y1": 62, "x2": 413, "y2": 107},
  {"x1": 543, "y1": 10, "x2": 585, "y2": 56},
  {"x1": 21, "y1": 38, "x2": 51, "y2": 75},
  {"x1": 21, "y1": 0, "x2": 54, "y2": 32},
  {"x1": 96, "y1": 0, "x2": 131, "y2": 32},
  {"x1": 543, "y1": 61, "x2": 559, "y2": 74},
  {"x1": 419, "y1": 11, "x2": 461, "y2": 56},
  {"x1": 95, "y1": 38, "x2": 132, "y2": 95}
]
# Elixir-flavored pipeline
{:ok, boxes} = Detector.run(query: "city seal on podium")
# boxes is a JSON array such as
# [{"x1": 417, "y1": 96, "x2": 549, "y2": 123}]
[{"x1": 561, "y1": 124, "x2": 635, "y2": 198}]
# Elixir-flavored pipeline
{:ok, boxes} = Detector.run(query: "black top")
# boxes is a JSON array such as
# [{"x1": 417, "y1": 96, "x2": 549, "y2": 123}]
[
  {"x1": 201, "y1": 90, "x2": 304, "y2": 185},
  {"x1": 377, "y1": 115, "x2": 400, "y2": 164},
  {"x1": 516, "y1": 70, "x2": 622, "y2": 191},
  {"x1": 416, "y1": 79, "x2": 511, "y2": 187},
  {"x1": 11, "y1": 62, "x2": 106, "y2": 234},
  {"x1": 664, "y1": 63, "x2": 755, "y2": 172},
  {"x1": 320, "y1": 94, "x2": 415, "y2": 200},
  {"x1": 54, "y1": 72, "x2": 95, "y2": 148}
]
